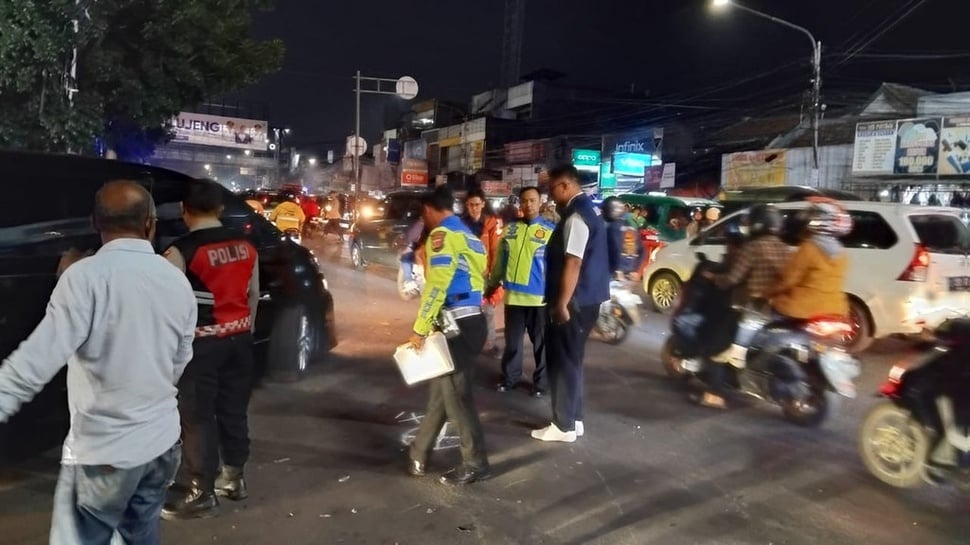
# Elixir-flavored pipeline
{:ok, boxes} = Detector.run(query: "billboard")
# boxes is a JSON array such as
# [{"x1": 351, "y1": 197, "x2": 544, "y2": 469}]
[
  {"x1": 172, "y1": 112, "x2": 268, "y2": 151},
  {"x1": 894, "y1": 118, "x2": 941, "y2": 175},
  {"x1": 722, "y1": 150, "x2": 787, "y2": 189},
  {"x1": 852, "y1": 121, "x2": 896, "y2": 174},
  {"x1": 400, "y1": 158, "x2": 429, "y2": 187},
  {"x1": 938, "y1": 117, "x2": 970, "y2": 175}
]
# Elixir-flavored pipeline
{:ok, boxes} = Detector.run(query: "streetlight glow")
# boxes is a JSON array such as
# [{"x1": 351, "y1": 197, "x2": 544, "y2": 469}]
[
  {"x1": 308, "y1": 157, "x2": 317, "y2": 166},
  {"x1": 712, "y1": 0, "x2": 730, "y2": 6}
]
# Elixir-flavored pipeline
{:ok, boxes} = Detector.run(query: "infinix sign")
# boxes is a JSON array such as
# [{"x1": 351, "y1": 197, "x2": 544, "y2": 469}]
[
  {"x1": 615, "y1": 140, "x2": 646, "y2": 153},
  {"x1": 572, "y1": 149, "x2": 601, "y2": 167}
]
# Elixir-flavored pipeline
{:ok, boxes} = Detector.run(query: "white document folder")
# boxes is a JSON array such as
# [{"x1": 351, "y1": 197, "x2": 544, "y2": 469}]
[{"x1": 394, "y1": 332, "x2": 455, "y2": 385}]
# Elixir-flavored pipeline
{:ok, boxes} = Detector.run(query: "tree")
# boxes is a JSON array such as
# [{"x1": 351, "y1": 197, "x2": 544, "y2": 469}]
[{"x1": 0, "y1": 0, "x2": 284, "y2": 159}]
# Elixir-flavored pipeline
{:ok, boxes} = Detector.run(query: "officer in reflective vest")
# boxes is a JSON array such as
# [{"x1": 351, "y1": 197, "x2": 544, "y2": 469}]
[
  {"x1": 487, "y1": 187, "x2": 555, "y2": 397},
  {"x1": 405, "y1": 186, "x2": 491, "y2": 486},
  {"x1": 161, "y1": 180, "x2": 259, "y2": 520}
]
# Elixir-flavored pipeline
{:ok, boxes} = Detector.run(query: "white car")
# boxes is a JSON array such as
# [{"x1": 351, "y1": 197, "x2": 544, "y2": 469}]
[{"x1": 643, "y1": 201, "x2": 970, "y2": 352}]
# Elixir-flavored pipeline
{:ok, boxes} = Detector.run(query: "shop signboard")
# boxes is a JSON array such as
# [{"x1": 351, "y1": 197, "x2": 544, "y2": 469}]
[
  {"x1": 852, "y1": 121, "x2": 897, "y2": 174},
  {"x1": 482, "y1": 180, "x2": 513, "y2": 195},
  {"x1": 938, "y1": 117, "x2": 970, "y2": 175},
  {"x1": 643, "y1": 165, "x2": 663, "y2": 190},
  {"x1": 660, "y1": 163, "x2": 676, "y2": 189},
  {"x1": 403, "y1": 139, "x2": 427, "y2": 160},
  {"x1": 505, "y1": 140, "x2": 544, "y2": 164},
  {"x1": 386, "y1": 139, "x2": 401, "y2": 164},
  {"x1": 603, "y1": 128, "x2": 659, "y2": 158},
  {"x1": 572, "y1": 149, "x2": 601, "y2": 168},
  {"x1": 722, "y1": 150, "x2": 787, "y2": 189},
  {"x1": 172, "y1": 112, "x2": 268, "y2": 151},
  {"x1": 401, "y1": 158, "x2": 429, "y2": 187},
  {"x1": 599, "y1": 161, "x2": 616, "y2": 190},
  {"x1": 894, "y1": 118, "x2": 942, "y2": 175}
]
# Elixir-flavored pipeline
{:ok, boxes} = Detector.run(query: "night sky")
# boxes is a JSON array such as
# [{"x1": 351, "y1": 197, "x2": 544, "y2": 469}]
[{"x1": 235, "y1": 0, "x2": 966, "y2": 153}]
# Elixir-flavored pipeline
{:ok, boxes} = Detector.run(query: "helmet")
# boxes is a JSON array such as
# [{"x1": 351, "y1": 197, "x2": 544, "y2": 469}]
[
  {"x1": 281, "y1": 190, "x2": 297, "y2": 202},
  {"x1": 243, "y1": 189, "x2": 257, "y2": 200},
  {"x1": 691, "y1": 206, "x2": 704, "y2": 218},
  {"x1": 804, "y1": 198, "x2": 852, "y2": 237},
  {"x1": 744, "y1": 204, "x2": 783, "y2": 237},
  {"x1": 601, "y1": 197, "x2": 625, "y2": 221}
]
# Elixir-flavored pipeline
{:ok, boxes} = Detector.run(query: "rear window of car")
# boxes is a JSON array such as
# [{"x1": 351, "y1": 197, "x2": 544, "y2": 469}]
[{"x1": 909, "y1": 214, "x2": 970, "y2": 254}]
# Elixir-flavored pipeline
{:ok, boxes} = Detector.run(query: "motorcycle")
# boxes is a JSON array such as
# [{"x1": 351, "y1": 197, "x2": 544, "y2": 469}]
[
  {"x1": 661, "y1": 253, "x2": 861, "y2": 427},
  {"x1": 281, "y1": 227, "x2": 302, "y2": 245},
  {"x1": 595, "y1": 280, "x2": 642, "y2": 345},
  {"x1": 858, "y1": 317, "x2": 970, "y2": 490}
]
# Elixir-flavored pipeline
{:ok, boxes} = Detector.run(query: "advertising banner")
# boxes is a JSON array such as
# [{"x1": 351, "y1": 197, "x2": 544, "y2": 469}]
[
  {"x1": 643, "y1": 165, "x2": 663, "y2": 190},
  {"x1": 660, "y1": 163, "x2": 676, "y2": 189},
  {"x1": 938, "y1": 117, "x2": 970, "y2": 175},
  {"x1": 852, "y1": 121, "x2": 897, "y2": 174},
  {"x1": 173, "y1": 112, "x2": 268, "y2": 151},
  {"x1": 613, "y1": 152, "x2": 654, "y2": 176},
  {"x1": 894, "y1": 118, "x2": 942, "y2": 175},
  {"x1": 401, "y1": 158, "x2": 429, "y2": 187},
  {"x1": 482, "y1": 180, "x2": 513, "y2": 195},
  {"x1": 722, "y1": 150, "x2": 787, "y2": 189},
  {"x1": 572, "y1": 149, "x2": 601, "y2": 168},
  {"x1": 505, "y1": 140, "x2": 544, "y2": 164},
  {"x1": 403, "y1": 139, "x2": 427, "y2": 160}
]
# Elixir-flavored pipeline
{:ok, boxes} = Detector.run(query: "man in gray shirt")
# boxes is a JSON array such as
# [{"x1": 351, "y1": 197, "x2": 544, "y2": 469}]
[{"x1": 0, "y1": 180, "x2": 197, "y2": 545}]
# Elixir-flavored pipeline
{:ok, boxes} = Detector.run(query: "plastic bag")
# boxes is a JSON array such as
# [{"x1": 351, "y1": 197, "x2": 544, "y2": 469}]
[{"x1": 394, "y1": 332, "x2": 454, "y2": 385}]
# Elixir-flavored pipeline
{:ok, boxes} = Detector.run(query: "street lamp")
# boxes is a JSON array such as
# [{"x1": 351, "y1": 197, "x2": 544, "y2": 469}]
[
  {"x1": 713, "y1": 0, "x2": 822, "y2": 180},
  {"x1": 308, "y1": 157, "x2": 317, "y2": 166}
]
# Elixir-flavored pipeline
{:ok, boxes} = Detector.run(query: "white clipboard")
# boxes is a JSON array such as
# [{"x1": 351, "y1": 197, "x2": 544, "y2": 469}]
[{"x1": 393, "y1": 332, "x2": 455, "y2": 385}]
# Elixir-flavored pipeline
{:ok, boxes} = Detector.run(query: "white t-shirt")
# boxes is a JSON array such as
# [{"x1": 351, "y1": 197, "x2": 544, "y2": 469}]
[{"x1": 562, "y1": 194, "x2": 590, "y2": 259}]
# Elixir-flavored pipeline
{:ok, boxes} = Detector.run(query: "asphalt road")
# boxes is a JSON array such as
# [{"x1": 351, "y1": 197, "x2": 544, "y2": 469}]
[{"x1": 0, "y1": 235, "x2": 967, "y2": 545}]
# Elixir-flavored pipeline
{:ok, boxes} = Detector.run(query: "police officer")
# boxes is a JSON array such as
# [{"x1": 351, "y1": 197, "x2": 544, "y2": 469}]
[
  {"x1": 406, "y1": 186, "x2": 491, "y2": 486},
  {"x1": 162, "y1": 180, "x2": 260, "y2": 519},
  {"x1": 487, "y1": 186, "x2": 555, "y2": 397},
  {"x1": 532, "y1": 165, "x2": 609, "y2": 443}
]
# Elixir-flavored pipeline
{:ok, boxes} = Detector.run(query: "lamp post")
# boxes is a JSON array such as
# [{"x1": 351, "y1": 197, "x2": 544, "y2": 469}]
[
  {"x1": 351, "y1": 71, "x2": 419, "y2": 219},
  {"x1": 713, "y1": 0, "x2": 822, "y2": 181}
]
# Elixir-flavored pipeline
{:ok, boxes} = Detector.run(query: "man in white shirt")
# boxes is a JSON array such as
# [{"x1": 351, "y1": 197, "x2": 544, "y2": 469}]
[{"x1": 0, "y1": 180, "x2": 197, "y2": 545}]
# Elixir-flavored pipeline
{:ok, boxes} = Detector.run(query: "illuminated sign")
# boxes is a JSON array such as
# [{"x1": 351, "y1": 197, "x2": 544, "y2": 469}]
[
  {"x1": 572, "y1": 149, "x2": 601, "y2": 167},
  {"x1": 612, "y1": 152, "x2": 656, "y2": 176}
]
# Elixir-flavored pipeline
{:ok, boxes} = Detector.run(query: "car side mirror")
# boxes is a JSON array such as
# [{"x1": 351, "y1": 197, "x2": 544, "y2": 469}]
[{"x1": 696, "y1": 252, "x2": 707, "y2": 263}]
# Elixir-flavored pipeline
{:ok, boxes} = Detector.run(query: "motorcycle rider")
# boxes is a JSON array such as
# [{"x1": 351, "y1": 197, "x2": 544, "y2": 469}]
[
  {"x1": 269, "y1": 191, "x2": 306, "y2": 234},
  {"x1": 698, "y1": 204, "x2": 790, "y2": 408},
  {"x1": 301, "y1": 195, "x2": 321, "y2": 240},
  {"x1": 685, "y1": 207, "x2": 705, "y2": 238},
  {"x1": 602, "y1": 197, "x2": 644, "y2": 281},
  {"x1": 768, "y1": 199, "x2": 851, "y2": 321}
]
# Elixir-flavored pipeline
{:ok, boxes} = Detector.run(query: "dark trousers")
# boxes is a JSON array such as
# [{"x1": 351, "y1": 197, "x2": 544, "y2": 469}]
[
  {"x1": 546, "y1": 305, "x2": 600, "y2": 432},
  {"x1": 500, "y1": 305, "x2": 547, "y2": 389},
  {"x1": 410, "y1": 314, "x2": 488, "y2": 469},
  {"x1": 177, "y1": 333, "x2": 255, "y2": 491}
]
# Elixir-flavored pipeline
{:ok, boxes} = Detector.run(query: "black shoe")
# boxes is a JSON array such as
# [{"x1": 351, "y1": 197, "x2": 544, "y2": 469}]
[
  {"x1": 496, "y1": 383, "x2": 515, "y2": 393},
  {"x1": 407, "y1": 458, "x2": 426, "y2": 477},
  {"x1": 215, "y1": 466, "x2": 248, "y2": 501},
  {"x1": 439, "y1": 465, "x2": 492, "y2": 486},
  {"x1": 162, "y1": 480, "x2": 219, "y2": 520}
]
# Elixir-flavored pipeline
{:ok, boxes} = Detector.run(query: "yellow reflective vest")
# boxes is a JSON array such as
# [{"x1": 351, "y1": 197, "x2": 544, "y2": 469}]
[{"x1": 490, "y1": 217, "x2": 556, "y2": 307}]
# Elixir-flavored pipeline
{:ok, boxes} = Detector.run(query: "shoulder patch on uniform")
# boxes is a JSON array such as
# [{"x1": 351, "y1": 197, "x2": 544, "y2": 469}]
[
  {"x1": 430, "y1": 231, "x2": 446, "y2": 252},
  {"x1": 534, "y1": 228, "x2": 546, "y2": 239}
]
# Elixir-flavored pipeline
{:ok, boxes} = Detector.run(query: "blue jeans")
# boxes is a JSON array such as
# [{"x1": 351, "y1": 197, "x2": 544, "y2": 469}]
[{"x1": 50, "y1": 442, "x2": 181, "y2": 545}]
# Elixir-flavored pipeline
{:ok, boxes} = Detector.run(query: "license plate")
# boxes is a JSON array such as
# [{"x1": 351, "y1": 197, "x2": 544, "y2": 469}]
[{"x1": 948, "y1": 276, "x2": 970, "y2": 292}]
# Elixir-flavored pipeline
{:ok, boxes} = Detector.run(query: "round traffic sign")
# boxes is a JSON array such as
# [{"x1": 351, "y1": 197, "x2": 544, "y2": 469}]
[
  {"x1": 346, "y1": 135, "x2": 367, "y2": 157},
  {"x1": 396, "y1": 76, "x2": 419, "y2": 100}
]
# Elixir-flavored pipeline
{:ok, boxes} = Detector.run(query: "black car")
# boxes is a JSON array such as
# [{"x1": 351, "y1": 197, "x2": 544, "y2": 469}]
[
  {"x1": 347, "y1": 190, "x2": 428, "y2": 270},
  {"x1": 0, "y1": 151, "x2": 336, "y2": 462}
]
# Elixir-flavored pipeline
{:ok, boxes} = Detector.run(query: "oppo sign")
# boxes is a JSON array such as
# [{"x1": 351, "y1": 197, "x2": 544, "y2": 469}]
[{"x1": 572, "y1": 149, "x2": 601, "y2": 167}]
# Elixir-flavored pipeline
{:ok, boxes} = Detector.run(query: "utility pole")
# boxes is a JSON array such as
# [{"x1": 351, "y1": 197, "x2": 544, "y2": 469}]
[{"x1": 500, "y1": 0, "x2": 526, "y2": 88}]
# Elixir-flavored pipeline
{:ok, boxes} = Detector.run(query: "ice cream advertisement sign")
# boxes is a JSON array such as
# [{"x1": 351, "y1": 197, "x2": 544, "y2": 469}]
[{"x1": 893, "y1": 118, "x2": 941, "y2": 175}]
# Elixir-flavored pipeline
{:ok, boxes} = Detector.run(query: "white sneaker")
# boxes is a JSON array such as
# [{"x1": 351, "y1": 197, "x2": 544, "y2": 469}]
[
  {"x1": 531, "y1": 423, "x2": 576, "y2": 443},
  {"x1": 575, "y1": 421, "x2": 584, "y2": 437}
]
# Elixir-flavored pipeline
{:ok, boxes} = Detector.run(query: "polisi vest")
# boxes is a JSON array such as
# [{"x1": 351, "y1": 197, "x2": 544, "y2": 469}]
[
  {"x1": 499, "y1": 217, "x2": 556, "y2": 307},
  {"x1": 168, "y1": 226, "x2": 257, "y2": 338},
  {"x1": 545, "y1": 193, "x2": 610, "y2": 307}
]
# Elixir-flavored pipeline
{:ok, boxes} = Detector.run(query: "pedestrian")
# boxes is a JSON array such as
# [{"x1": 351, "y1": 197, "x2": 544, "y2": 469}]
[
  {"x1": 460, "y1": 188, "x2": 503, "y2": 358},
  {"x1": 488, "y1": 186, "x2": 556, "y2": 397},
  {"x1": 406, "y1": 186, "x2": 491, "y2": 486},
  {"x1": 532, "y1": 165, "x2": 610, "y2": 443},
  {"x1": 162, "y1": 180, "x2": 260, "y2": 520},
  {"x1": 0, "y1": 180, "x2": 196, "y2": 544}
]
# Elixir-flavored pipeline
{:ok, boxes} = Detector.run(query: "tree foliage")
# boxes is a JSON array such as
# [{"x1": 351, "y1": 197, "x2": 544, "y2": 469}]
[{"x1": 0, "y1": 0, "x2": 284, "y2": 158}]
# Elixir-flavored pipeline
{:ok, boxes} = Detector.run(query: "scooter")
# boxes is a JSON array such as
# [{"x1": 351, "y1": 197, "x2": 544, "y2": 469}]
[
  {"x1": 595, "y1": 280, "x2": 642, "y2": 345},
  {"x1": 661, "y1": 253, "x2": 861, "y2": 427},
  {"x1": 858, "y1": 317, "x2": 970, "y2": 491}
]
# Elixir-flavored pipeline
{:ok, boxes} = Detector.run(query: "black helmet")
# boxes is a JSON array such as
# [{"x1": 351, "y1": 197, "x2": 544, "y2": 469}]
[
  {"x1": 243, "y1": 189, "x2": 258, "y2": 200},
  {"x1": 281, "y1": 190, "x2": 297, "y2": 202},
  {"x1": 744, "y1": 204, "x2": 783, "y2": 237},
  {"x1": 691, "y1": 206, "x2": 704, "y2": 217}
]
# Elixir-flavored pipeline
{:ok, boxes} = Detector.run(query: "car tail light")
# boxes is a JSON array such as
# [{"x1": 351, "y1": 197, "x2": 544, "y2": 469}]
[{"x1": 897, "y1": 244, "x2": 930, "y2": 282}]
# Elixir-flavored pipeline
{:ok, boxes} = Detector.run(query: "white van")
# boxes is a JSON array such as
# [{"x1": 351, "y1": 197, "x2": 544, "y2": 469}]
[{"x1": 643, "y1": 202, "x2": 970, "y2": 352}]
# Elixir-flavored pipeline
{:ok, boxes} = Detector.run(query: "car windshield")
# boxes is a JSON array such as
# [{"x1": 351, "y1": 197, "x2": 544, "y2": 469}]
[{"x1": 909, "y1": 214, "x2": 970, "y2": 254}]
